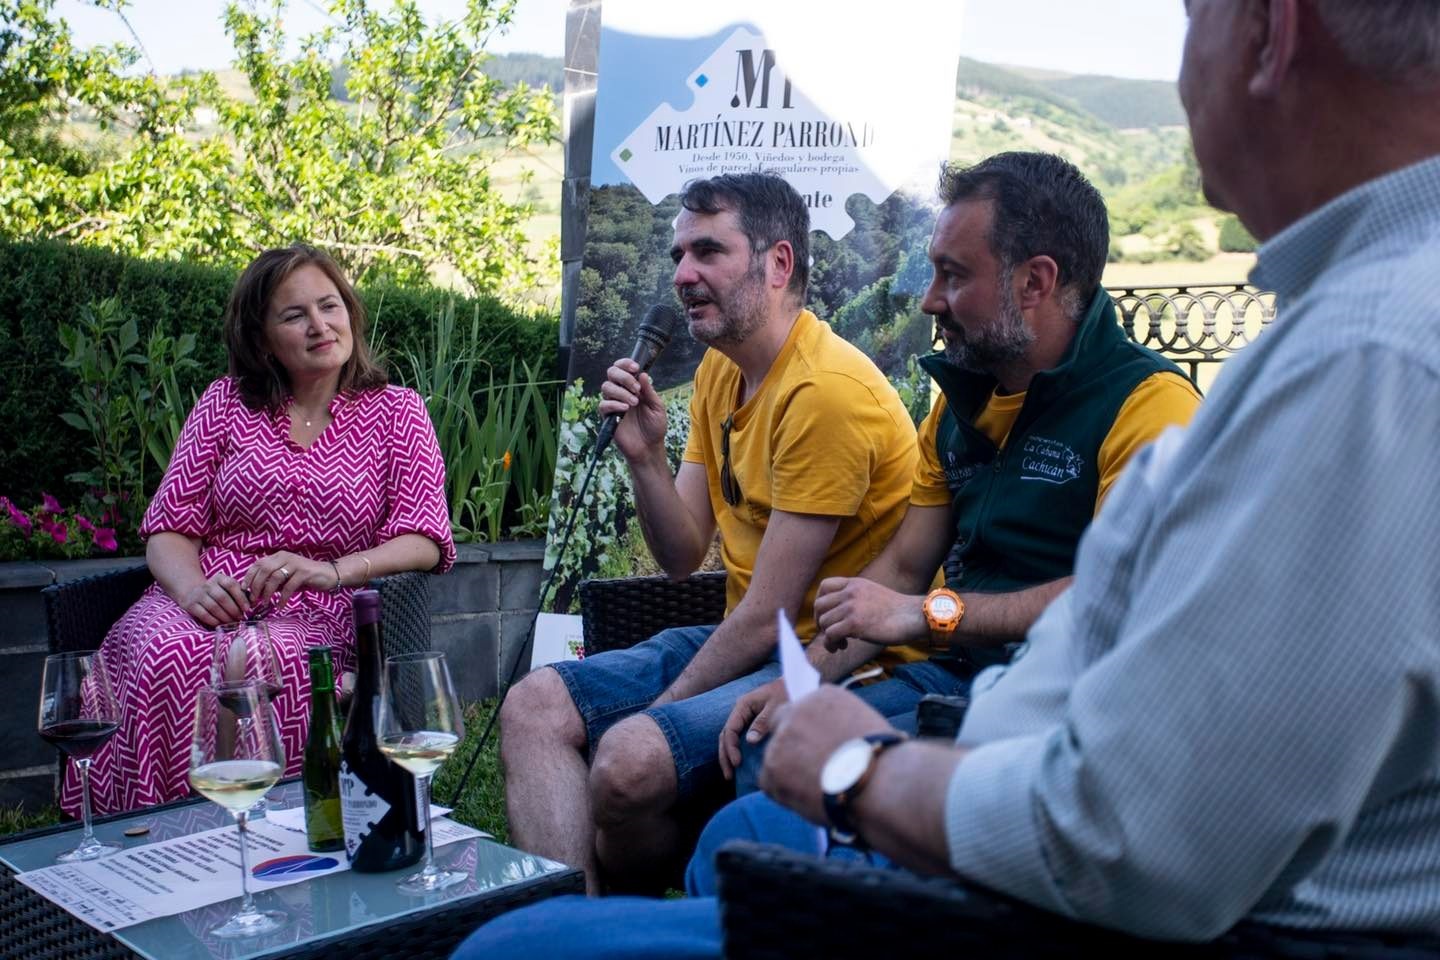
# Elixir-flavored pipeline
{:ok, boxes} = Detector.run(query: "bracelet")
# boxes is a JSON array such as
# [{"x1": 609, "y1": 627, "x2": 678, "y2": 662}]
[
  {"x1": 329, "y1": 560, "x2": 343, "y2": 592},
  {"x1": 357, "y1": 554, "x2": 373, "y2": 585}
]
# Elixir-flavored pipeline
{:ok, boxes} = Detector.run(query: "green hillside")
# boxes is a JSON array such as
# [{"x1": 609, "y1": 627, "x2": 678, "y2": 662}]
[{"x1": 1046, "y1": 75, "x2": 1187, "y2": 129}]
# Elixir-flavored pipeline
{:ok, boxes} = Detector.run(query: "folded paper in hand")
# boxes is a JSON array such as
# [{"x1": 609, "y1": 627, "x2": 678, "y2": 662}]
[
  {"x1": 776, "y1": 608, "x2": 827, "y2": 855},
  {"x1": 778, "y1": 609, "x2": 819, "y2": 702}
]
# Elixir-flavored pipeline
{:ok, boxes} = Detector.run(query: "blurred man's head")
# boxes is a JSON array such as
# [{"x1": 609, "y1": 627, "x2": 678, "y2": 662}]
[
  {"x1": 671, "y1": 173, "x2": 810, "y2": 347},
  {"x1": 922, "y1": 152, "x2": 1108, "y2": 373},
  {"x1": 1179, "y1": 0, "x2": 1440, "y2": 239}
]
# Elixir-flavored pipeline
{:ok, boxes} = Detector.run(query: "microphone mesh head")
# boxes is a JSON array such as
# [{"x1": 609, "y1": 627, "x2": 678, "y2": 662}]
[{"x1": 638, "y1": 304, "x2": 680, "y2": 350}]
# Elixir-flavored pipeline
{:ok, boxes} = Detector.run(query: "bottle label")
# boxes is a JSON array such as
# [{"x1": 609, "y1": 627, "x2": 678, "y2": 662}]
[
  {"x1": 415, "y1": 775, "x2": 428, "y2": 833},
  {"x1": 339, "y1": 759, "x2": 391, "y2": 860}
]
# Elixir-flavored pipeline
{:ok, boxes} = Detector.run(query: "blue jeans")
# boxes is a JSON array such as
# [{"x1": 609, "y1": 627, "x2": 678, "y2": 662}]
[
  {"x1": 450, "y1": 794, "x2": 868, "y2": 960},
  {"x1": 734, "y1": 658, "x2": 974, "y2": 795},
  {"x1": 551, "y1": 625, "x2": 782, "y2": 799}
]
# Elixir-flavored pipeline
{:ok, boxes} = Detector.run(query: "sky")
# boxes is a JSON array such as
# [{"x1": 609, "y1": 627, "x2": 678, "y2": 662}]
[{"x1": 54, "y1": 0, "x2": 1189, "y2": 83}]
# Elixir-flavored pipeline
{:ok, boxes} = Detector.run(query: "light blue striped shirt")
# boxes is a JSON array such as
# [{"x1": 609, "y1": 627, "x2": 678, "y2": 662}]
[{"x1": 945, "y1": 154, "x2": 1440, "y2": 940}]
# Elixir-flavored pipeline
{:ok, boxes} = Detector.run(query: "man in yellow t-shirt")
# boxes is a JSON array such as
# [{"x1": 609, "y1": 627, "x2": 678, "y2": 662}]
[
  {"x1": 719, "y1": 153, "x2": 1202, "y2": 782},
  {"x1": 500, "y1": 172, "x2": 916, "y2": 891}
]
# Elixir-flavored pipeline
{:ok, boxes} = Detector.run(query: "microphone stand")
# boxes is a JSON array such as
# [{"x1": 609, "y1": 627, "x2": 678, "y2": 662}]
[{"x1": 445, "y1": 433, "x2": 609, "y2": 806}]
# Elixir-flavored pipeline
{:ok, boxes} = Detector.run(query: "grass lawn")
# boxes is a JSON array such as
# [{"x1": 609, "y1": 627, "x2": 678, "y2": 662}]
[{"x1": 0, "y1": 698, "x2": 509, "y2": 842}]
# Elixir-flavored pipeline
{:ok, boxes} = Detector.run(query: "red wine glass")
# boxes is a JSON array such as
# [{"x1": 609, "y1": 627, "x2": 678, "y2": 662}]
[{"x1": 38, "y1": 651, "x2": 121, "y2": 862}]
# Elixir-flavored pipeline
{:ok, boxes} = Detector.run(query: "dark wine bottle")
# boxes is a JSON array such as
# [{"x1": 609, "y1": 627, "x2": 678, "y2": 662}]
[
  {"x1": 302, "y1": 646, "x2": 345, "y2": 853},
  {"x1": 339, "y1": 589, "x2": 424, "y2": 871}
]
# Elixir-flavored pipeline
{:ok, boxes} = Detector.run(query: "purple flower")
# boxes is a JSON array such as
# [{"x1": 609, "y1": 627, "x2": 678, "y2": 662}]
[
  {"x1": 93, "y1": 527, "x2": 118, "y2": 552},
  {"x1": 77, "y1": 515, "x2": 95, "y2": 533},
  {"x1": 48, "y1": 524, "x2": 67, "y2": 545},
  {"x1": 41, "y1": 492, "x2": 62, "y2": 514}
]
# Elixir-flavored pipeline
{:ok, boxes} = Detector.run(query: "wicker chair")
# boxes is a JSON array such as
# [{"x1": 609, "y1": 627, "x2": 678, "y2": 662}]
[
  {"x1": 41, "y1": 567, "x2": 433, "y2": 657},
  {"x1": 715, "y1": 841, "x2": 1440, "y2": 959},
  {"x1": 578, "y1": 571, "x2": 728, "y2": 656}
]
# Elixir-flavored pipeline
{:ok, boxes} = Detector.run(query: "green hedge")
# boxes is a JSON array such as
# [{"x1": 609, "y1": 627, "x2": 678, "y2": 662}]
[{"x1": 0, "y1": 240, "x2": 559, "y2": 503}]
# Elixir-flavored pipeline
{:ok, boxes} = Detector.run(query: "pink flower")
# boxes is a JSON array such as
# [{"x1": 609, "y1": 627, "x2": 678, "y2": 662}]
[
  {"x1": 93, "y1": 527, "x2": 118, "y2": 552},
  {"x1": 48, "y1": 524, "x2": 67, "y2": 545},
  {"x1": 41, "y1": 493, "x2": 62, "y2": 514},
  {"x1": 4, "y1": 501, "x2": 30, "y2": 536},
  {"x1": 77, "y1": 515, "x2": 95, "y2": 533}
]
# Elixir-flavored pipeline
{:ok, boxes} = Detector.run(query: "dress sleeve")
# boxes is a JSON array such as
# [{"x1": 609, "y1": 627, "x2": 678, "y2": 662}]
[
  {"x1": 377, "y1": 388, "x2": 457, "y2": 572},
  {"x1": 138, "y1": 378, "x2": 231, "y2": 541}
]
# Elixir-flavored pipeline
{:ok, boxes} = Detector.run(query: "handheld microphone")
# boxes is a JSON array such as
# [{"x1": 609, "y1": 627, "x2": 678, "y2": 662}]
[{"x1": 594, "y1": 304, "x2": 680, "y2": 457}]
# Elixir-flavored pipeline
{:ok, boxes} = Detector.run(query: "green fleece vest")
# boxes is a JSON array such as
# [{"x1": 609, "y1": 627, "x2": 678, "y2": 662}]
[{"x1": 919, "y1": 290, "x2": 1187, "y2": 664}]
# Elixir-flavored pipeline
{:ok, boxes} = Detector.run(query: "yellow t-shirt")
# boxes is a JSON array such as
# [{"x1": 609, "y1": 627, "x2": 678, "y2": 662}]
[
  {"x1": 911, "y1": 370, "x2": 1202, "y2": 511},
  {"x1": 682, "y1": 310, "x2": 917, "y2": 639}
]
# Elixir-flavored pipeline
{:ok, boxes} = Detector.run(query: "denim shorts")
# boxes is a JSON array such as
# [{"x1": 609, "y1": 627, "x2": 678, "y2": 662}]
[
  {"x1": 551, "y1": 625, "x2": 781, "y2": 799},
  {"x1": 733, "y1": 658, "x2": 975, "y2": 795}
]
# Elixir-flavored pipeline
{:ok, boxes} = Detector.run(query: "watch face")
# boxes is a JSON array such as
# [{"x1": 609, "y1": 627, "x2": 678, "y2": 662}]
[
  {"x1": 930, "y1": 595, "x2": 959, "y2": 618},
  {"x1": 821, "y1": 739, "x2": 874, "y2": 794}
]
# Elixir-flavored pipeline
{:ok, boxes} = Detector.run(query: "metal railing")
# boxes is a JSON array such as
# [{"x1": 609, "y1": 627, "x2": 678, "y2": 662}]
[{"x1": 1109, "y1": 282, "x2": 1276, "y2": 387}]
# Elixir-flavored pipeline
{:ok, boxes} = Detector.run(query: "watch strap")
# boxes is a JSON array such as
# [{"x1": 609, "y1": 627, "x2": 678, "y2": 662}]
[{"x1": 822, "y1": 732, "x2": 906, "y2": 843}]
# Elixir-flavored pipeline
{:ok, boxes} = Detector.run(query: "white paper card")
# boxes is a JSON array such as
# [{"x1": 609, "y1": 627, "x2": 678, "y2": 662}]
[
  {"x1": 17, "y1": 815, "x2": 484, "y2": 933},
  {"x1": 775, "y1": 609, "x2": 827, "y2": 854},
  {"x1": 777, "y1": 609, "x2": 819, "y2": 703},
  {"x1": 531, "y1": 612, "x2": 586, "y2": 669}
]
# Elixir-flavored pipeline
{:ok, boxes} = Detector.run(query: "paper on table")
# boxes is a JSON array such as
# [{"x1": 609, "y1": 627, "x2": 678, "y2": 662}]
[
  {"x1": 17, "y1": 815, "x2": 485, "y2": 934},
  {"x1": 264, "y1": 802, "x2": 467, "y2": 835},
  {"x1": 775, "y1": 609, "x2": 828, "y2": 856}
]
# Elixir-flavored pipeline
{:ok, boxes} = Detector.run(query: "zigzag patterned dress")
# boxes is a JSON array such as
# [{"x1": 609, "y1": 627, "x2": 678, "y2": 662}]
[{"x1": 61, "y1": 377, "x2": 456, "y2": 816}]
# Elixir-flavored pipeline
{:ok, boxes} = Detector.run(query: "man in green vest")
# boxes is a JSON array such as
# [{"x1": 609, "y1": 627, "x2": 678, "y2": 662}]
[{"x1": 720, "y1": 151, "x2": 1202, "y2": 779}]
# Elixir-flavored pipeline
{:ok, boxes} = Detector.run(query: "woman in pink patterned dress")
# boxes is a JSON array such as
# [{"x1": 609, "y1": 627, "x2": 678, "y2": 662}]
[{"x1": 61, "y1": 244, "x2": 456, "y2": 816}]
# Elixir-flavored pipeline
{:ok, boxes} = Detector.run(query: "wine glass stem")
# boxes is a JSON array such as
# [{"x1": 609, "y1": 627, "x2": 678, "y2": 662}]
[
  {"x1": 235, "y1": 810, "x2": 257, "y2": 914},
  {"x1": 76, "y1": 758, "x2": 96, "y2": 846},
  {"x1": 419, "y1": 774, "x2": 437, "y2": 879}
]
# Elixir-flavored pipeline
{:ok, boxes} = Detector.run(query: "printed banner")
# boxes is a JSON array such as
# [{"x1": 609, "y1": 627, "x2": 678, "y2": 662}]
[{"x1": 544, "y1": 1, "x2": 965, "y2": 611}]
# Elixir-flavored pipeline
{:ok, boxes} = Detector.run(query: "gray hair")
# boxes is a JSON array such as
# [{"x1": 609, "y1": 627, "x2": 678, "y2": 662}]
[{"x1": 1311, "y1": 0, "x2": 1440, "y2": 82}]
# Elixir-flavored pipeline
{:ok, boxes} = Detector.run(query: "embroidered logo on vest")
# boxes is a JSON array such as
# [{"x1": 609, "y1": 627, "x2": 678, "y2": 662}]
[
  {"x1": 943, "y1": 451, "x2": 978, "y2": 491},
  {"x1": 1020, "y1": 436, "x2": 1084, "y2": 485}
]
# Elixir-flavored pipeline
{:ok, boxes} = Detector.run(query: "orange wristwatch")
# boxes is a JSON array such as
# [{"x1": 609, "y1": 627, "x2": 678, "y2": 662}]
[{"x1": 923, "y1": 587, "x2": 964, "y2": 649}]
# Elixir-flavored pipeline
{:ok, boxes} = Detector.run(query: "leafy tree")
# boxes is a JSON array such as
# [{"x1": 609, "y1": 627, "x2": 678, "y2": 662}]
[
  {"x1": 0, "y1": 0, "x2": 558, "y2": 298},
  {"x1": 1166, "y1": 222, "x2": 1210, "y2": 261},
  {"x1": 1218, "y1": 215, "x2": 1258, "y2": 253}
]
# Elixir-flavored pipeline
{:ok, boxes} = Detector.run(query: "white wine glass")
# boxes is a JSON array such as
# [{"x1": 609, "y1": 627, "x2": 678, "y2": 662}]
[
  {"x1": 38, "y1": 651, "x2": 122, "y2": 863},
  {"x1": 378, "y1": 651, "x2": 465, "y2": 895},
  {"x1": 212, "y1": 620, "x2": 284, "y2": 814},
  {"x1": 188, "y1": 681, "x2": 287, "y2": 939}
]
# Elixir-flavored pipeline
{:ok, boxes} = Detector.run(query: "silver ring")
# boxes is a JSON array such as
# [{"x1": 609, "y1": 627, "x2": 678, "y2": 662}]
[{"x1": 278, "y1": 567, "x2": 291, "y2": 579}]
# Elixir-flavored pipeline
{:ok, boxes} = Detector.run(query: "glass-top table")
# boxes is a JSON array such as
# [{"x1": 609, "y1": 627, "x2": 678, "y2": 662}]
[{"x1": 0, "y1": 780, "x2": 583, "y2": 960}]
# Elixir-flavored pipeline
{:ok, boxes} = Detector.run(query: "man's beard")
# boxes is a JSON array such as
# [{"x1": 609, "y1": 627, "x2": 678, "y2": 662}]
[
  {"x1": 940, "y1": 272, "x2": 1035, "y2": 373},
  {"x1": 681, "y1": 257, "x2": 769, "y2": 347}
]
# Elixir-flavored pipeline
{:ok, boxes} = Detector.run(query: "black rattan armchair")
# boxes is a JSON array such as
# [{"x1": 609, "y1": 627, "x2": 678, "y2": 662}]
[
  {"x1": 578, "y1": 570, "x2": 727, "y2": 656},
  {"x1": 41, "y1": 567, "x2": 433, "y2": 657},
  {"x1": 715, "y1": 841, "x2": 1440, "y2": 960}
]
